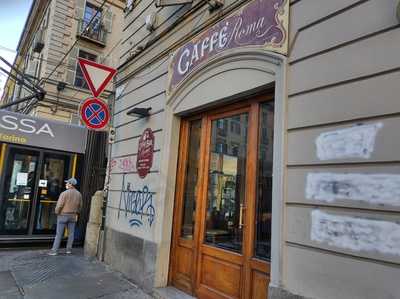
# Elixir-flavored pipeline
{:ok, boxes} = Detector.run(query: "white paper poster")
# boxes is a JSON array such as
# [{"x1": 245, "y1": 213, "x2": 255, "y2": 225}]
[
  {"x1": 16, "y1": 172, "x2": 28, "y2": 186},
  {"x1": 39, "y1": 179, "x2": 48, "y2": 187}
]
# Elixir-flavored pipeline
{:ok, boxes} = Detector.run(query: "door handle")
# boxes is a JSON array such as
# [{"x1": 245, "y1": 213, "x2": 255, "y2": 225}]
[{"x1": 239, "y1": 204, "x2": 246, "y2": 229}]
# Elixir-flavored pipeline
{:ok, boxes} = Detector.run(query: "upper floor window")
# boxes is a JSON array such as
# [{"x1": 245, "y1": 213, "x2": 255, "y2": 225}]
[
  {"x1": 74, "y1": 50, "x2": 97, "y2": 89},
  {"x1": 78, "y1": 3, "x2": 106, "y2": 45},
  {"x1": 84, "y1": 3, "x2": 102, "y2": 30}
]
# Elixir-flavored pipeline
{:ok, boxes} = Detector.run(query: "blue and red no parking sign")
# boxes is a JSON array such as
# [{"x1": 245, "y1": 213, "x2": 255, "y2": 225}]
[{"x1": 80, "y1": 97, "x2": 110, "y2": 130}]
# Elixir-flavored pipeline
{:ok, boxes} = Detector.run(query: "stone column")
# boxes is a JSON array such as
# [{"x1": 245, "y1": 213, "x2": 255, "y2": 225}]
[{"x1": 84, "y1": 190, "x2": 104, "y2": 257}]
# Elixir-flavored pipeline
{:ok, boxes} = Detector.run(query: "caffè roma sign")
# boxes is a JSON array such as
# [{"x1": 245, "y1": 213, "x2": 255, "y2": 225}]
[{"x1": 167, "y1": 0, "x2": 289, "y2": 96}]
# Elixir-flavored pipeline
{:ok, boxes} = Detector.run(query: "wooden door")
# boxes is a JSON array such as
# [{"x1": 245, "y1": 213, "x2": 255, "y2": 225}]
[{"x1": 170, "y1": 95, "x2": 274, "y2": 299}]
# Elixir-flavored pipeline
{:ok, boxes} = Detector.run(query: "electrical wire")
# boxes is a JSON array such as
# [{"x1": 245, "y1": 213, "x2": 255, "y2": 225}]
[
  {"x1": 0, "y1": 45, "x2": 17, "y2": 53},
  {"x1": 114, "y1": 55, "x2": 169, "y2": 103},
  {"x1": 66, "y1": 37, "x2": 123, "y2": 104},
  {"x1": 39, "y1": 0, "x2": 109, "y2": 85},
  {"x1": 22, "y1": 0, "x2": 109, "y2": 112},
  {"x1": 0, "y1": 44, "x2": 70, "y2": 68},
  {"x1": 113, "y1": 4, "x2": 208, "y2": 102}
]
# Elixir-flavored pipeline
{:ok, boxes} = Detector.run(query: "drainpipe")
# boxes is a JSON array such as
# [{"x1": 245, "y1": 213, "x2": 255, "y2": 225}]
[{"x1": 100, "y1": 88, "x2": 115, "y2": 262}]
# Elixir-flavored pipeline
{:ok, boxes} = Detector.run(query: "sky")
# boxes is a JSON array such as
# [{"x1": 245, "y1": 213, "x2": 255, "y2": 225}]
[{"x1": 0, "y1": 0, "x2": 33, "y2": 98}]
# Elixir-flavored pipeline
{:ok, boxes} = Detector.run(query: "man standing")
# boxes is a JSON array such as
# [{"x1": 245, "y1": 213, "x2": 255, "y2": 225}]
[{"x1": 48, "y1": 178, "x2": 82, "y2": 256}]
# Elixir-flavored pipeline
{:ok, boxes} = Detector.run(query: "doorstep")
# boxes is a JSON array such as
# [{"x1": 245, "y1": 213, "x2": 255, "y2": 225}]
[{"x1": 153, "y1": 287, "x2": 196, "y2": 299}]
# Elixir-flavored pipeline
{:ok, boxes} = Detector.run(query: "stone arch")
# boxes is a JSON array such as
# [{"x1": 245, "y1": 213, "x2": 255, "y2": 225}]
[{"x1": 166, "y1": 48, "x2": 284, "y2": 115}]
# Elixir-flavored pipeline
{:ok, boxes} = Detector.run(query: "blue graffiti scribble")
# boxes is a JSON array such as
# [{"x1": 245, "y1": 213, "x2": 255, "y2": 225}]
[
  {"x1": 129, "y1": 219, "x2": 143, "y2": 227},
  {"x1": 118, "y1": 174, "x2": 156, "y2": 227}
]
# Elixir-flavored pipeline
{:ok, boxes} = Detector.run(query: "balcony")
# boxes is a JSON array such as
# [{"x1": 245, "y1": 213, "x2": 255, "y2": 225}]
[
  {"x1": 33, "y1": 29, "x2": 45, "y2": 53},
  {"x1": 77, "y1": 19, "x2": 106, "y2": 47}
]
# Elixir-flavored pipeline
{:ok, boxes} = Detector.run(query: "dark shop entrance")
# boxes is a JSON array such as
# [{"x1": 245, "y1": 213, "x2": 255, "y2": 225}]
[{"x1": 0, "y1": 144, "x2": 79, "y2": 236}]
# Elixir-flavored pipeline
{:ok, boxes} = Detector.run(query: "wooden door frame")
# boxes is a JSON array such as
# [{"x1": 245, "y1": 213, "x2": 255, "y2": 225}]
[
  {"x1": 169, "y1": 116, "x2": 208, "y2": 295},
  {"x1": 169, "y1": 93, "x2": 274, "y2": 298}
]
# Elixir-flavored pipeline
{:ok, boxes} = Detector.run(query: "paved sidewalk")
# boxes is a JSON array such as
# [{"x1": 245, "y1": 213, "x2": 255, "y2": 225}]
[{"x1": 0, "y1": 248, "x2": 153, "y2": 299}]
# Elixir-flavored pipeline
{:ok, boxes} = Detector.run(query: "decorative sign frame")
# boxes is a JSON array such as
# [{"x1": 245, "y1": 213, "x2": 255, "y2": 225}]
[{"x1": 166, "y1": 0, "x2": 289, "y2": 96}]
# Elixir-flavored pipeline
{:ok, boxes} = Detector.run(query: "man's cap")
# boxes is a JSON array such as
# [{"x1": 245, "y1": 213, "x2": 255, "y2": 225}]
[{"x1": 65, "y1": 178, "x2": 78, "y2": 185}]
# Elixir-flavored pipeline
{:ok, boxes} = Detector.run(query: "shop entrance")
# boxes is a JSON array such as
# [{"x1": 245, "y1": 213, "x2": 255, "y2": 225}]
[
  {"x1": 0, "y1": 145, "x2": 74, "y2": 236},
  {"x1": 169, "y1": 95, "x2": 274, "y2": 299}
]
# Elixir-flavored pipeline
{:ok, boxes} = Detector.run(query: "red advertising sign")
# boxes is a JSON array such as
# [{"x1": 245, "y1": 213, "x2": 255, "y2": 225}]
[{"x1": 137, "y1": 128, "x2": 155, "y2": 178}]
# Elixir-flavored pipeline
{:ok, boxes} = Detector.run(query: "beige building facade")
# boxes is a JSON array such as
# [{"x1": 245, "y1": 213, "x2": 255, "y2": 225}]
[
  {"x1": 105, "y1": 0, "x2": 400, "y2": 298},
  {"x1": 1, "y1": 0, "x2": 124, "y2": 123}
]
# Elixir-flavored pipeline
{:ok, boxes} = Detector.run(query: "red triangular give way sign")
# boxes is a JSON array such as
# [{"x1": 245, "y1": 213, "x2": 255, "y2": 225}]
[{"x1": 78, "y1": 58, "x2": 117, "y2": 97}]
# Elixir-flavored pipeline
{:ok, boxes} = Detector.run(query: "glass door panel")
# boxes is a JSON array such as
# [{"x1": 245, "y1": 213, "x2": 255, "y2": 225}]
[
  {"x1": 34, "y1": 153, "x2": 70, "y2": 234},
  {"x1": 255, "y1": 102, "x2": 274, "y2": 260},
  {"x1": 0, "y1": 148, "x2": 39, "y2": 234},
  {"x1": 181, "y1": 120, "x2": 202, "y2": 239},
  {"x1": 204, "y1": 113, "x2": 248, "y2": 253}
]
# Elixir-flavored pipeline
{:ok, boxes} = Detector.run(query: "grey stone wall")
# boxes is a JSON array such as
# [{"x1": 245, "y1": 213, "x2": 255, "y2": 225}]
[
  {"x1": 269, "y1": 286, "x2": 313, "y2": 299},
  {"x1": 104, "y1": 228, "x2": 158, "y2": 294}
]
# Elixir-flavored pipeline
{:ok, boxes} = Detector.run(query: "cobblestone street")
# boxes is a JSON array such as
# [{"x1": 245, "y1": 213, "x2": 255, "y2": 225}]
[{"x1": 0, "y1": 249, "x2": 152, "y2": 299}]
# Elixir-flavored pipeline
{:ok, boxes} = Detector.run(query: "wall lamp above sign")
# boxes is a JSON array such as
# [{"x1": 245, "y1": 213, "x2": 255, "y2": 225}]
[{"x1": 127, "y1": 107, "x2": 152, "y2": 118}]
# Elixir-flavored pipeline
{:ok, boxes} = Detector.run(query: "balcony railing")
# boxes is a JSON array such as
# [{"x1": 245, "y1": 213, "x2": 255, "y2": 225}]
[
  {"x1": 33, "y1": 29, "x2": 45, "y2": 53},
  {"x1": 77, "y1": 19, "x2": 106, "y2": 46}
]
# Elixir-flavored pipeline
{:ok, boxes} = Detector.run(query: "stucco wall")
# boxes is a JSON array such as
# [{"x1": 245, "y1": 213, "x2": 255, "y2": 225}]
[
  {"x1": 282, "y1": 0, "x2": 400, "y2": 298},
  {"x1": 107, "y1": 0, "x2": 400, "y2": 298}
]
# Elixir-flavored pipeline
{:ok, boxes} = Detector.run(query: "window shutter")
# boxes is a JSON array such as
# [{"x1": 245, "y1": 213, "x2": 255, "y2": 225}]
[
  {"x1": 66, "y1": 47, "x2": 78, "y2": 85},
  {"x1": 13, "y1": 84, "x2": 21, "y2": 101},
  {"x1": 103, "y1": 7, "x2": 113, "y2": 33},
  {"x1": 75, "y1": 0, "x2": 85, "y2": 19},
  {"x1": 26, "y1": 60, "x2": 37, "y2": 77}
]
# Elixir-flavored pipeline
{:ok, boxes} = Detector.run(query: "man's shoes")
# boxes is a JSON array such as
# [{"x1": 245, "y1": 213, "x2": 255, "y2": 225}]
[
  {"x1": 66, "y1": 250, "x2": 72, "y2": 255},
  {"x1": 47, "y1": 251, "x2": 58, "y2": 256}
]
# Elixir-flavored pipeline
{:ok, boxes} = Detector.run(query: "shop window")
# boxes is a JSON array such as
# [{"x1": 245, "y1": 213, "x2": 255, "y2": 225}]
[{"x1": 74, "y1": 50, "x2": 97, "y2": 89}]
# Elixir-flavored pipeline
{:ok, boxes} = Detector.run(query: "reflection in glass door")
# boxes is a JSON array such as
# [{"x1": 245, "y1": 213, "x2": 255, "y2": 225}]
[
  {"x1": 205, "y1": 113, "x2": 248, "y2": 252},
  {"x1": 34, "y1": 153, "x2": 70, "y2": 234},
  {"x1": 0, "y1": 148, "x2": 39, "y2": 234},
  {"x1": 255, "y1": 102, "x2": 274, "y2": 260}
]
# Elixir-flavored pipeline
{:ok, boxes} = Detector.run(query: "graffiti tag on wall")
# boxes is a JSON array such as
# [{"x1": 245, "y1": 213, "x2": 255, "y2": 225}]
[
  {"x1": 118, "y1": 174, "x2": 155, "y2": 227},
  {"x1": 110, "y1": 156, "x2": 136, "y2": 173}
]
